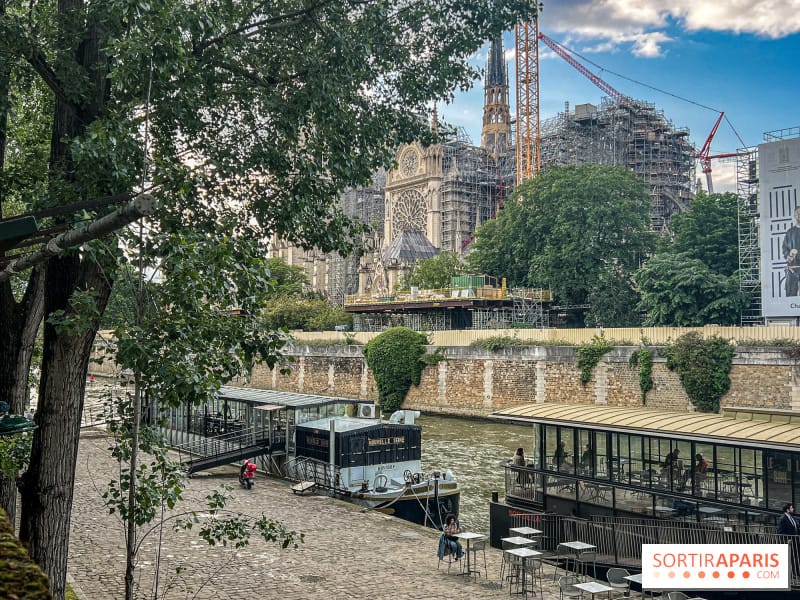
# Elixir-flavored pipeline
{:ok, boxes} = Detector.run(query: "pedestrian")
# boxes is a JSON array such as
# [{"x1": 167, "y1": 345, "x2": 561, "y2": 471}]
[{"x1": 778, "y1": 503, "x2": 799, "y2": 535}]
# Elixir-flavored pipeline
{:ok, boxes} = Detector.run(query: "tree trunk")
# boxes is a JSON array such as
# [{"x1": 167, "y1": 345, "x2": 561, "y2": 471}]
[
  {"x1": 19, "y1": 257, "x2": 111, "y2": 600},
  {"x1": 0, "y1": 266, "x2": 45, "y2": 523}
]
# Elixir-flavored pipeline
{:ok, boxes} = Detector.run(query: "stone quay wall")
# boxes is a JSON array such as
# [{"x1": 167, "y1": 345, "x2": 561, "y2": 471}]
[{"x1": 245, "y1": 345, "x2": 800, "y2": 417}]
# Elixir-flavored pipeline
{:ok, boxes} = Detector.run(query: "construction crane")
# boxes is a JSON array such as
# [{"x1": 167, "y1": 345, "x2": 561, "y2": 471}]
[
  {"x1": 695, "y1": 111, "x2": 740, "y2": 193},
  {"x1": 515, "y1": 3, "x2": 543, "y2": 184},
  {"x1": 538, "y1": 32, "x2": 738, "y2": 195},
  {"x1": 537, "y1": 32, "x2": 627, "y2": 103}
]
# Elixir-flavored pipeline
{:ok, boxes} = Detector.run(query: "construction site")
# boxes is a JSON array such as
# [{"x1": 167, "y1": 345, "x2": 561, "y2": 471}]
[{"x1": 274, "y1": 17, "x2": 765, "y2": 331}]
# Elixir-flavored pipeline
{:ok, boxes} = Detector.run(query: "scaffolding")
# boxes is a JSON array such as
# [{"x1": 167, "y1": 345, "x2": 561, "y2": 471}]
[
  {"x1": 737, "y1": 145, "x2": 761, "y2": 324},
  {"x1": 438, "y1": 127, "x2": 512, "y2": 254},
  {"x1": 539, "y1": 97, "x2": 695, "y2": 231},
  {"x1": 327, "y1": 171, "x2": 386, "y2": 305}
]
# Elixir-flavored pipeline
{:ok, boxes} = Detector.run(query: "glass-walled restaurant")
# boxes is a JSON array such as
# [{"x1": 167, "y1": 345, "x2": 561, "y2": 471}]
[
  {"x1": 492, "y1": 404, "x2": 800, "y2": 528},
  {"x1": 159, "y1": 386, "x2": 364, "y2": 454}
]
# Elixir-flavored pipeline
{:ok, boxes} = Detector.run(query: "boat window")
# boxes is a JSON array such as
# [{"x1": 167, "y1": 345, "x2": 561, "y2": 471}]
[
  {"x1": 578, "y1": 429, "x2": 592, "y2": 477},
  {"x1": 544, "y1": 425, "x2": 558, "y2": 470},
  {"x1": 531, "y1": 423, "x2": 542, "y2": 467},
  {"x1": 690, "y1": 442, "x2": 714, "y2": 498},
  {"x1": 558, "y1": 427, "x2": 575, "y2": 474},
  {"x1": 595, "y1": 431, "x2": 609, "y2": 480},
  {"x1": 766, "y1": 450, "x2": 792, "y2": 510}
]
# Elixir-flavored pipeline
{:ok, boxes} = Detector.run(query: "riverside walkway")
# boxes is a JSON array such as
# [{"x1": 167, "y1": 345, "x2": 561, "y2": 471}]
[{"x1": 68, "y1": 430, "x2": 565, "y2": 599}]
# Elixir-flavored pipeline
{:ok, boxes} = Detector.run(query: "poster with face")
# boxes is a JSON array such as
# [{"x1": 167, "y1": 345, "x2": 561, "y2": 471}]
[{"x1": 759, "y1": 137, "x2": 800, "y2": 316}]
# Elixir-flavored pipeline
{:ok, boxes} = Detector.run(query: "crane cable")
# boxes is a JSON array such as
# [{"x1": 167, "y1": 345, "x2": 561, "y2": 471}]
[{"x1": 548, "y1": 38, "x2": 749, "y2": 150}]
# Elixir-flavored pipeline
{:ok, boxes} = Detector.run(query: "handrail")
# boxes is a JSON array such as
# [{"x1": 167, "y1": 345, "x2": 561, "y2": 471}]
[
  {"x1": 285, "y1": 456, "x2": 346, "y2": 494},
  {"x1": 507, "y1": 510, "x2": 800, "y2": 588},
  {"x1": 175, "y1": 426, "x2": 267, "y2": 466}
]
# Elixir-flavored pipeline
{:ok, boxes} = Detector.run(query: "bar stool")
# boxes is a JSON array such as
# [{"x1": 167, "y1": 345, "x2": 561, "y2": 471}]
[{"x1": 500, "y1": 540, "x2": 521, "y2": 589}]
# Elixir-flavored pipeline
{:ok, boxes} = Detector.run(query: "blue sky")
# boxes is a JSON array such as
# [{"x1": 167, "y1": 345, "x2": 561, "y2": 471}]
[{"x1": 440, "y1": 1, "x2": 800, "y2": 192}]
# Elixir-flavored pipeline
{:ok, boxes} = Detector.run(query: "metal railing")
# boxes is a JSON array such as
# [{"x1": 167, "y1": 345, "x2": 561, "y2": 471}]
[
  {"x1": 284, "y1": 456, "x2": 345, "y2": 494},
  {"x1": 508, "y1": 510, "x2": 800, "y2": 588},
  {"x1": 173, "y1": 427, "x2": 266, "y2": 464}
]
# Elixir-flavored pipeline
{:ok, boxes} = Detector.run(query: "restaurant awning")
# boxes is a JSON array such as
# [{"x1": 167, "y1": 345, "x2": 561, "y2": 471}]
[{"x1": 489, "y1": 403, "x2": 800, "y2": 450}]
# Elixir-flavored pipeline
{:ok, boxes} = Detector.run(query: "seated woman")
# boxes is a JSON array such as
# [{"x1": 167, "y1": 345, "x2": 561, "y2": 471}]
[{"x1": 441, "y1": 513, "x2": 464, "y2": 559}]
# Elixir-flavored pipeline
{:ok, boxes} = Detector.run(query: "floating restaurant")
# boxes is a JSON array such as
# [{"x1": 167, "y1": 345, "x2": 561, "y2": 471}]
[{"x1": 489, "y1": 403, "x2": 800, "y2": 525}]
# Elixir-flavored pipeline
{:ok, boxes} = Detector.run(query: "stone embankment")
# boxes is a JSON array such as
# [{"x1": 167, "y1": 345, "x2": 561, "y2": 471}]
[{"x1": 68, "y1": 430, "x2": 565, "y2": 599}]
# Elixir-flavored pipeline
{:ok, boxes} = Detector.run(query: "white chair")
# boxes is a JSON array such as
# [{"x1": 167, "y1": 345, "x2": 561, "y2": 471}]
[{"x1": 606, "y1": 567, "x2": 632, "y2": 598}]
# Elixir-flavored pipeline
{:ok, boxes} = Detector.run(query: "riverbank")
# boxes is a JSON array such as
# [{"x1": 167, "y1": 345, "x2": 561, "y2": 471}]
[{"x1": 68, "y1": 429, "x2": 565, "y2": 599}]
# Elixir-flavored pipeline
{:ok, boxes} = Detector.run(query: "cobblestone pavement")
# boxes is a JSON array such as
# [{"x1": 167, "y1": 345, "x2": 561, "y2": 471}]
[{"x1": 69, "y1": 431, "x2": 566, "y2": 599}]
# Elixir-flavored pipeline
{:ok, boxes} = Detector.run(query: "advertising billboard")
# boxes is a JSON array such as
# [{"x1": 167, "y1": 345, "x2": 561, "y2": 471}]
[
  {"x1": 642, "y1": 544, "x2": 790, "y2": 591},
  {"x1": 760, "y1": 137, "x2": 800, "y2": 316}
]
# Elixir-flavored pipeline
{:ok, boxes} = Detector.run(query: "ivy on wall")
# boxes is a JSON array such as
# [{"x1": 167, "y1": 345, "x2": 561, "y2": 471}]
[
  {"x1": 662, "y1": 332, "x2": 734, "y2": 413},
  {"x1": 576, "y1": 334, "x2": 612, "y2": 385},
  {"x1": 628, "y1": 348, "x2": 654, "y2": 404},
  {"x1": 364, "y1": 327, "x2": 442, "y2": 413}
]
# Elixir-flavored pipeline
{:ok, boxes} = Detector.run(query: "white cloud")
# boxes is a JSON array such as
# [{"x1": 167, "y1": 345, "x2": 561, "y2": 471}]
[{"x1": 541, "y1": 1, "x2": 800, "y2": 57}]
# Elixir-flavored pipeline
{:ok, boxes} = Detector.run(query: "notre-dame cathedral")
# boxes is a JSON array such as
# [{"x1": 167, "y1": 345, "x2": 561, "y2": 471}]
[{"x1": 271, "y1": 36, "x2": 514, "y2": 301}]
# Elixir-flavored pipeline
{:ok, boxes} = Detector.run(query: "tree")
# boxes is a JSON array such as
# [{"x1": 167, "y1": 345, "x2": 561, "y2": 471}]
[
  {"x1": 468, "y1": 165, "x2": 655, "y2": 325},
  {"x1": 398, "y1": 252, "x2": 464, "y2": 290},
  {"x1": 666, "y1": 191, "x2": 742, "y2": 276},
  {"x1": 633, "y1": 253, "x2": 746, "y2": 326},
  {"x1": 0, "y1": 2, "x2": 534, "y2": 597},
  {"x1": 264, "y1": 258, "x2": 309, "y2": 298}
]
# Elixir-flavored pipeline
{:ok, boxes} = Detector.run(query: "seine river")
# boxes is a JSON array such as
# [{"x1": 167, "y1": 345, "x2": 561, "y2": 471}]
[{"x1": 418, "y1": 414, "x2": 533, "y2": 534}]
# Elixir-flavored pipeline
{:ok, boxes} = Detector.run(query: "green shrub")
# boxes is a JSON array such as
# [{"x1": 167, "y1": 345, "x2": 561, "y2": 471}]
[
  {"x1": 576, "y1": 334, "x2": 613, "y2": 385},
  {"x1": 363, "y1": 327, "x2": 429, "y2": 412},
  {"x1": 629, "y1": 348, "x2": 654, "y2": 404},
  {"x1": 470, "y1": 336, "x2": 525, "y2": 351},
  {"x1": 662, "y1": 333, "x2": 733, "y2": 413}
]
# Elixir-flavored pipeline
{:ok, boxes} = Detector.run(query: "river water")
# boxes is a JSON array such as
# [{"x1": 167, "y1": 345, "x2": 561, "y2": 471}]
[{"x1": 418, "y1": 414, "x2": 533, "y2": 534}]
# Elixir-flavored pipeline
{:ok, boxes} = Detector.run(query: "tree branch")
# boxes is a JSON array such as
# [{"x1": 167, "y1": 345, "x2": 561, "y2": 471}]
[{"x1": 0, "y1": 194, "x2": 157, "y2": 283}]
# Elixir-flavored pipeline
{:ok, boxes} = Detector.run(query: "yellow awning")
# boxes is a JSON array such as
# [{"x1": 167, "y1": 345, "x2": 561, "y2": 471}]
[{"x1": 489, "y1": 403, "x2": 800, "y2": 450}]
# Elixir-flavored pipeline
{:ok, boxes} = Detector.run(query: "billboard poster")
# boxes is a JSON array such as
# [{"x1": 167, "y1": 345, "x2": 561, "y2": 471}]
[{"x1": 759, "y1": 137, "x2": 800, "y2": 317}]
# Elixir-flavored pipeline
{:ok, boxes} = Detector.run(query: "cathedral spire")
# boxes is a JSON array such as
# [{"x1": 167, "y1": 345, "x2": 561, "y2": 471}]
[{"x1": 481, "y1": 35, "x2": 511, "y2": 157}]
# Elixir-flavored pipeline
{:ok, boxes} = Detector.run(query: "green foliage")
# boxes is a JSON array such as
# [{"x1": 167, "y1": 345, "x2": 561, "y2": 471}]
[
  {"x1": 470, "y1": 335, "x2": 525, "y2": 350},
  {"x1": 174, "y1": 486, "x2": 303, "y2": 551},
  {"x1": 0, "y1": 509, "x2": 51, "y2": 600},
  {"x1": 629, "y1": 348, "x2": 654, "y2": 404},
  {"x1": 576, "y1": 334, "x2": 613, "y2": 385},
  {"x1": 662, "y1": 333, "x2": 734, "y2": 413},
  {"x1": 363, "y1": 327, "x2": 429, "y2": 412},
  {"x1": 468, "y1": 165, "x2": 654, "y2": 326},
  {"x1": 585, "y1": 265, "x2": 642, "y2": 327},
  {"x1": 264, "y1": 258, "x2": 310, "y2": 298},
  {"x1": 666, "y1": 191, "x2": 743, "y2": 276},
  {"x1": 0, "y1": 431, "x2": 33, "y2": 480},
  {"x1": 398, "y1": 252, "x2": 465, "y2": 290},
  {"x1": 103, "y1": 396, "x2": 186, "y2": 526},
  {"x1": 262, "y1": 297, "x2": 352, "y2": 332},
  {"x1": 634, "y1": 253, "x2": 747, "y2": 326},
  {"x1": 420, "y1": 347, "x2": 447, "y2": 366}
]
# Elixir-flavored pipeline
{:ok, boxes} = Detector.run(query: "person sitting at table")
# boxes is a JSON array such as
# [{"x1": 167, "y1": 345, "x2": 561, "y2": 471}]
[
  {"x1": 682, "y1": 453, "x2": 709, "y2": 489},
  {"x1": 442, "y1": 513, "x2": 464, "y2": 559},
  {"x1": 512, "y1": 447, "x2": 526, "y2": 483}
]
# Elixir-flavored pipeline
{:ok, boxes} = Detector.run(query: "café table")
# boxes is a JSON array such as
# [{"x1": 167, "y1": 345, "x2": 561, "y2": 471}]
[
  {"x1": 624, "y1": 573, "x2": 658, "y2": 598},
  {"x1": 505, "y1": 547, "x2": 542, "y2": 598},
  {"x1": 502, "y1": 535, "x2": 538, "y2": 548},
  {"x1": 554, "y1": 541, "x2": 596, "y2": 580},
  {"x1": 453, "y1": 531, "x2": 487, "y2": 578},
  {"x1": 573, "y1": 581, "x2": 613, "y2": 599},
  {"x1": 509, "y1": 526, "x2": 543, "y2": 537}
]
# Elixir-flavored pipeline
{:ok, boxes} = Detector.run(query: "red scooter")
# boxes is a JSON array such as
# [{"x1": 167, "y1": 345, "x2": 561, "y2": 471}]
[{"x1": 239, "y1": 459, "x2": 257, "y2": 489}]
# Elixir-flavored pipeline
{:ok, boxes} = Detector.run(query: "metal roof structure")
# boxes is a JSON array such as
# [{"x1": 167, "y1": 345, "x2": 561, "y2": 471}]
[
  {"x1": 490, "y1": 403, "x2": 800, "y2": 450},
  {"x1": 381, "y1": 228, "x2": 439, "y2": 263},
  {"x1": 217, "y1": 386, "x2": 363, "y2": 409}
]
